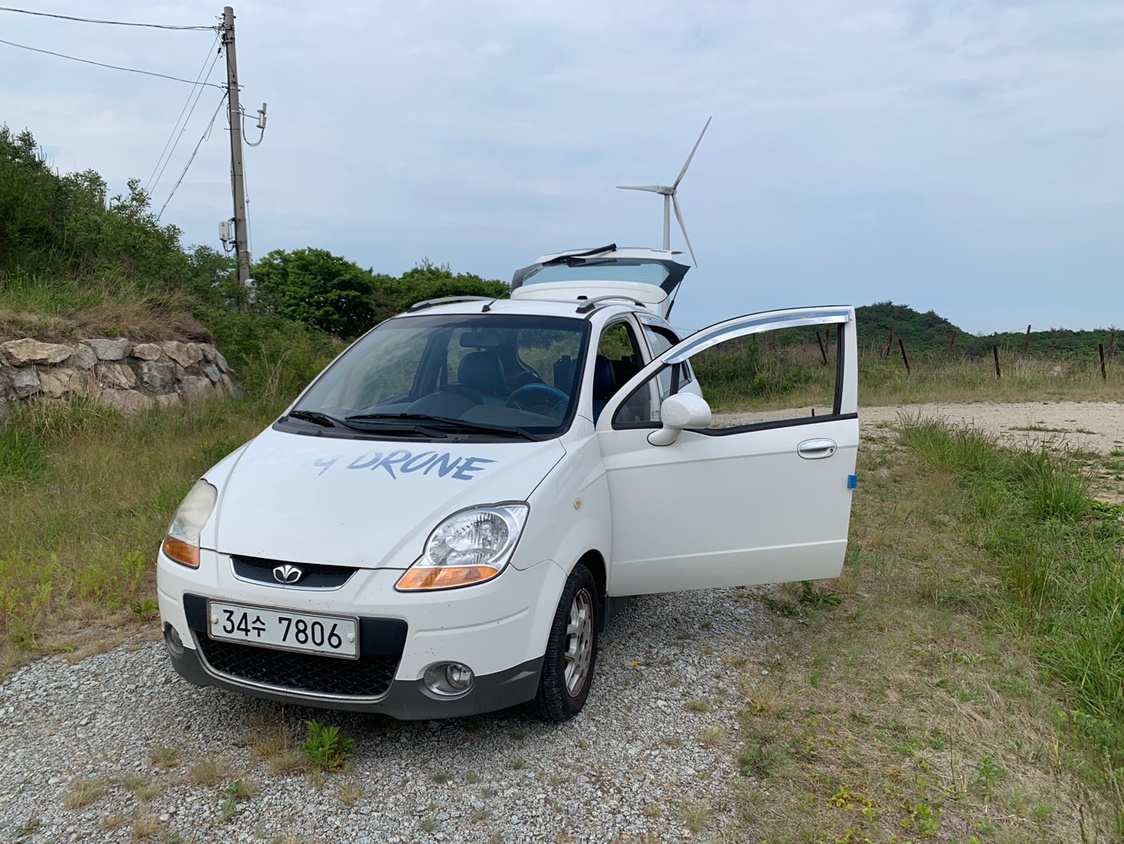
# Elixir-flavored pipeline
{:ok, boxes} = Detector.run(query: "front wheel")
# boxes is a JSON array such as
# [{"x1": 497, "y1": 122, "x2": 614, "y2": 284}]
[{"x1": 534, "y1": 564, "x2": 599, "y2": 722}]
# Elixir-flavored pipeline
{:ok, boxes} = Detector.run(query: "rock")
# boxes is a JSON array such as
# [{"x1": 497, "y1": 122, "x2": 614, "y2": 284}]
[
  {"x1": 86, "y1": 338, "x2": 131, "y2": 361},
  {"x1": 97, "y1": 362, "x2": 136, "y2": 390},
  {"x1": 203, "y1": 363, "x2": 222, "y2": 384},
  {"x1": 200, "y1": 344, "x2": 217, "y2": 363},
  {"x1": 1, "y1": 339, "x2": 72, "y2": 366},
  {"x1": 218, "y1": 374, "x2": 241, "y2": 398},
  {"x1": 155, "y1": 393, "x2": 181, "y2": 409},
  {"x1": 130, "y1": 343, "x2": 163, "y2": 362},
  {"x1": 138, "y1": 360, "x2": 176, "y2": 392},
  {"x1": 181, "y1": 376, "x2": 214, "y2": 403},
  {"x1": 12, "y1": 368, "x2": 41, "y2": 398},
  {"x1": 99, "y1": 389, "x2": 154, "y2": 414},
  {"x1": 214, "y1": 351, "x2": 229, "y2": 372},
  {"x1": 40, "y1": 369, "x2": 92, "y2": 399},
  {"x1": 0, "y1": 398, "x2": 8, "y2": 426},
  {"x1": 71, "y1": 344, "x2": 98, "y2": 370},
  {"x1": 160, "y1": 341, "x2": 204, "y2": 369}
]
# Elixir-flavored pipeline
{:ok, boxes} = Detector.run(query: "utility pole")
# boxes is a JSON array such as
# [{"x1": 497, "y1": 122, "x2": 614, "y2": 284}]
[{"x1": 222, "y1": 6, "x2": 252, "y2": 301}]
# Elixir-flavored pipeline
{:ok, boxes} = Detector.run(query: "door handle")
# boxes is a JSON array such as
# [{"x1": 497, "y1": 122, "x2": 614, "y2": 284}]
[{"x1": 798, "y1": 438, "x2": 837, "y2": 459}]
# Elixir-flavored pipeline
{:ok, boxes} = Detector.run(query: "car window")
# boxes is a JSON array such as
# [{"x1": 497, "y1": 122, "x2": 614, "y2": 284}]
[
  {"x1": 592, "y1": 321, "x2": 649, "y2": 423},
  {"x1": 613, "y1": 319, "x2": 846, "y2": 431},
  {"x1": 641, "y1": 323, "x2": 690, "y2": 401}
]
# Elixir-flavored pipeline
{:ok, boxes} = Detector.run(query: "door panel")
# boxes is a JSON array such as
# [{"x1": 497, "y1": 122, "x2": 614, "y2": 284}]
[{"x1": 596, "y1": 306, "x2": 858, "y2": 596}]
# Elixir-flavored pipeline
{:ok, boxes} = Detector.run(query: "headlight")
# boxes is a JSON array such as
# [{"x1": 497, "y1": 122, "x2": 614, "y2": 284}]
[
  {"x1": 396, "y1": 503, "x2": 529, "y2": 591},
  {"x1": 161, "y1": 480, "x2": 218, "y2": 569}
]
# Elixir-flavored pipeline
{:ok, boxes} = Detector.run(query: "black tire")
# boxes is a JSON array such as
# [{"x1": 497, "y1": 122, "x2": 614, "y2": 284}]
[{"x1": 534, "y1": 564, "x2": 599, "y2": 722}]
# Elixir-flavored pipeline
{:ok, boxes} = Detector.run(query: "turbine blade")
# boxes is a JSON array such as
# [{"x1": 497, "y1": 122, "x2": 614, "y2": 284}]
[
  {"x1": 672, "y1": 194, "x2": 697, "y2": 267},
  {"x1": 672, "y1": 116, "x2": 712, "y2": 189},
  {"x1": 617, "y1": 185, "x2": 663, "y2": 192}
]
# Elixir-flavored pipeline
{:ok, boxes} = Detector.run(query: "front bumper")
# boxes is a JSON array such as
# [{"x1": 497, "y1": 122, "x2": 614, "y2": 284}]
[
  {"x1": 165, "y1": 620, "x2": 543, "y2": 718},
  {"x1": 157, "y1": 549, "x2": 564, "y2": 719}
]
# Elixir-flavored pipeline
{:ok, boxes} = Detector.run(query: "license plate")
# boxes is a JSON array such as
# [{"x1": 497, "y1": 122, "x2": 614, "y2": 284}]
[{"x1": 207, "y1": 601, "x2": 359, "y2": 659}]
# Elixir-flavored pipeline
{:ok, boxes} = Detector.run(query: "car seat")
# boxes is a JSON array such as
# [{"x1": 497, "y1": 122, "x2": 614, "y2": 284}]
[{"x1": 591, "y1": 354, "x2": 616, "y2": 423}]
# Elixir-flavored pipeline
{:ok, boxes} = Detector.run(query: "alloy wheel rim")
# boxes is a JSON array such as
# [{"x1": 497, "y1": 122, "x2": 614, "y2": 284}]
[{"x1": 563, "y1": 588, "x2": 593, "y2": 696}]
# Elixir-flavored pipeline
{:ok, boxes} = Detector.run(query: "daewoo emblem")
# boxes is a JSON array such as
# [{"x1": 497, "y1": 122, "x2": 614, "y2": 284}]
[{"x1": 273, "y1": 563, "x2": 304, "y2": 585}]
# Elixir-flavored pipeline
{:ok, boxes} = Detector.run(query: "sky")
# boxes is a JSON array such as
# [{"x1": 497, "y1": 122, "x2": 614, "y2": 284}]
[{"x1": 1, "y1": 1, "x2": 1122, "y2": 335}]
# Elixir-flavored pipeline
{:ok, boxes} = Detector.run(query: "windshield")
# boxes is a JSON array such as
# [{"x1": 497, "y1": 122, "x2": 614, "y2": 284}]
[{"x1": 285, "y1": 313, "x2": 590, "y2": 440}]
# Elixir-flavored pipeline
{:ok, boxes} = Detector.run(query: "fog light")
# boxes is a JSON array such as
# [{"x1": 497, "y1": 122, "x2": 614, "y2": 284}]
[
  {"x1": 164, "y1": 623, "x2": 185, "y2": 657},
  {"x1": 423, "y1": 662, "x2": 475, "y2": 696}
]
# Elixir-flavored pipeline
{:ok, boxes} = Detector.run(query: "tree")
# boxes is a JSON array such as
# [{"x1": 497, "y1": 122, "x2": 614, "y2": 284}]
[
  {"x1": 252, "y1": 248, "x2": 385, "y2": 338},
  {"x1": 377, "y1": 258, "x2": 509, "y2": 311}
]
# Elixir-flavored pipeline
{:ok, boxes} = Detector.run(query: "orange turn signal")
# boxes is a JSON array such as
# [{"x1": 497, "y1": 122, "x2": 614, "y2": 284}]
[
  {"x1": 396, "y1": 565, "x2": 500, "y2": 591},
  {"x1": 162, "y1": 536, "x2": 200, "y2": 569}
]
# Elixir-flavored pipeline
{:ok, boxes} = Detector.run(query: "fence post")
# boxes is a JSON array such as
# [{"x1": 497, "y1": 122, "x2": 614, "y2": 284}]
[
  {"x1": 815, "y1": 331, "x2": 828, "y2": 365},
  {"x1": 1022, "y1": 325, "x2": 1031, "y2": 357},
  {"x1": 898, "y1": 338, "x2": 911, "y2": 375},
  {"x1": 993, "y1": 345, "x2": 1001, "y2": 379},
  {"x1": 1100, "y1": 343, "x2": 1107, "y2": 381},
  {"x1": 884, "y1": 328, "x2": 894, "y2": 359}
]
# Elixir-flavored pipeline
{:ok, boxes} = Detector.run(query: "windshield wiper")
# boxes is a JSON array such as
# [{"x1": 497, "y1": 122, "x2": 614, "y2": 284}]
[
  {"x1": 345, "y1": 412, "x2": 538, "y2": 440},
  {"x1": 286, "y1": 409, "x2": 344, "y2": 428}
]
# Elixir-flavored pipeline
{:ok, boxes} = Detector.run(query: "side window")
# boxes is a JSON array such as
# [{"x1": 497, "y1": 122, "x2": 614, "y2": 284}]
[
  {"x1": 613, "y1": 320, "x2": 846, "y2": 430},
  {"x1": 593, "y1": 321, "x2": 647, "y2": 423},
  {"x1": 641, "y1": 323, "x2": 691, "y2": 401}
]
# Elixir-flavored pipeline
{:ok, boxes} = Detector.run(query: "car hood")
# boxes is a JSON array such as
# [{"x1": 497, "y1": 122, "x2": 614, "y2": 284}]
[{"x1": 208, "y1": 427, "x2": 566, "y2": 569}]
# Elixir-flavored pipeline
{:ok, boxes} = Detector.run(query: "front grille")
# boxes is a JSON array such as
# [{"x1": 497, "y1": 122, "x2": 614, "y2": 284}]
[
  {"x1": 183, "y1": 594, "x2": 407, "y2": 700},
  {"x1": 230, "y1": 555, "x2": 357, "y2": 589},
  {"x1": 195, "y1": 636, "x2": 399, "y2": 697}
]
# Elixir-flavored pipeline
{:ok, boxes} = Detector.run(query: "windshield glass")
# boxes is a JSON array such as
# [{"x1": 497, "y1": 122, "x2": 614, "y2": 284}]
[
  {"x1": 519, "y1": 259, "x2": 672, "y2": 287},
  {"x1": 287, "y1": 313, "x2": 589, "y2": 439}
]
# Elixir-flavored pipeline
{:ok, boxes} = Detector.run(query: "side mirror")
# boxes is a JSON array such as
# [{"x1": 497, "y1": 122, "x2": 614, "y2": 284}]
[{"x1": 647, "y1": 393, "x2": 712, "y2": 446}]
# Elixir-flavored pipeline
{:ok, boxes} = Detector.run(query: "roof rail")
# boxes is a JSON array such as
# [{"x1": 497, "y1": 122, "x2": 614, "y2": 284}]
[
  {"x1": 406, "y1": 296, "x2": 497, "y2": 313},
  {"x1": 576, "y1": 294, "x2": 647, "y2": 315}
]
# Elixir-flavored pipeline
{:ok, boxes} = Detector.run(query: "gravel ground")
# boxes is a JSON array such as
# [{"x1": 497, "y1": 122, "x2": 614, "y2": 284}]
[{"x1": 0, "y1": 588, "x2": 781, "y2": 844}]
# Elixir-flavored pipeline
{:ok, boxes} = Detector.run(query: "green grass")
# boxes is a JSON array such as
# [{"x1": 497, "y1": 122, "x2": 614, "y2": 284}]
[
  {"x1": 729, "y1": 419, "x2": 1123, "y2": 841},
  {"x1": 0, "y1": 394, "x2": 288, "y2": 670}
]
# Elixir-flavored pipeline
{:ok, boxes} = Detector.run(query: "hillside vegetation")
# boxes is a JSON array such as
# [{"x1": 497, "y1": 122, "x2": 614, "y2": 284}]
[
  {"x1": 858, "y1": 301, "x2": 1118, "y2": 358},
  {"x1": 0, "y1": 125, "x2": 508, "y2": 399}
]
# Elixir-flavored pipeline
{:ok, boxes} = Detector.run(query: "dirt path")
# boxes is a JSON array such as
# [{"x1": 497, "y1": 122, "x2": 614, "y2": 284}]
[{"x1": 859, "y1": 401, "x2": 1123, "y2": 455}]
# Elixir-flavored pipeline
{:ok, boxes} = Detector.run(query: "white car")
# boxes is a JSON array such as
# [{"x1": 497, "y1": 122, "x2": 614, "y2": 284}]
[{"x1": 157, "y1": 245, "x2": 859, "y2": 721}]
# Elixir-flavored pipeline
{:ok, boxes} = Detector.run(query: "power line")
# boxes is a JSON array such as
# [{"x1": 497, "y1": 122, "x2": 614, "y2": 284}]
[
  {"x1": 0, "y1": 6, "x2": 216, "y2": 31},
  {"x1": 158, "y1": 93, "x2": 227, "y2": 221},
  {"x1": 146, "y1": 33, "x2": 223, "y2": 196},
  {"x1": 0, "y1": 37, "x2": 224, "y2": 87}
]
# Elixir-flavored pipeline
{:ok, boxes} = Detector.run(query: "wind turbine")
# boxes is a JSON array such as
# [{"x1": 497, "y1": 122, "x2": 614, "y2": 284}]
[{"x1": 617, "y1": 116, "x2": 711, "y2": 266}]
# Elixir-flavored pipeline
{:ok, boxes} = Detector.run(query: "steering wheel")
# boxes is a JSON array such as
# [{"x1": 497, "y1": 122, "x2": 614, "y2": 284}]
[{"x1": 506, "y1": 383, "x2": 570, "y2": 417}]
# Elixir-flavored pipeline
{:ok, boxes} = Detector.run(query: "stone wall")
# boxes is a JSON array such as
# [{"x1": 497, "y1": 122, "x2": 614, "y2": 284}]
[{"x1": 0, "y1": 338, "x2": 238, "y2": 414}]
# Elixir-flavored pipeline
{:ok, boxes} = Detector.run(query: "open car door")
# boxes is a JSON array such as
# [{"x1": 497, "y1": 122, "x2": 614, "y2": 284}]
[{"x1": 595, "y1": 306, "x2": 859, "y2": 596}]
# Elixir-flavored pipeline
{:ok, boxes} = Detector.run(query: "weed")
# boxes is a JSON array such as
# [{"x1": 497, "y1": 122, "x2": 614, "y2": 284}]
[
  {"x1": 419, "y1": 816, "x2": 437, "y2": 833},
  {"x1": 302, "y1": 720, "x2": 354, "y2": 771},
  {"x1": 147, "y1": 745, "x2": 181, "y2": 769},
  {"x1": 337, "y1": 779, "x2": 364, "y2": 806},
  {"x1": 970, "y1": 755, "x2": 1008, "y2": 800},
  {"x1": 226, "y1": 778, "x2": 257, "y2": 801},
  {"x1": 700, "y1": 726, "x2": 725, "y2": 746},
  {"x1": 431, "y1": 770, "x2": 448, "y2": 784},
  {"x1": 132, "y1": 814, "x2": 160, "y2": 838},
  {"x1": 682, "y1": 802, "x2": 712, "y2": 834},
  {"x1": 187, "y1": 757, "x2": 227, "y2": 786},
  {"x1": 686, "y1": 698, "x2": 711, "y2": 712},
  {"x1": 63, "y1": 777, "x2": 107, "y2": 809}
]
